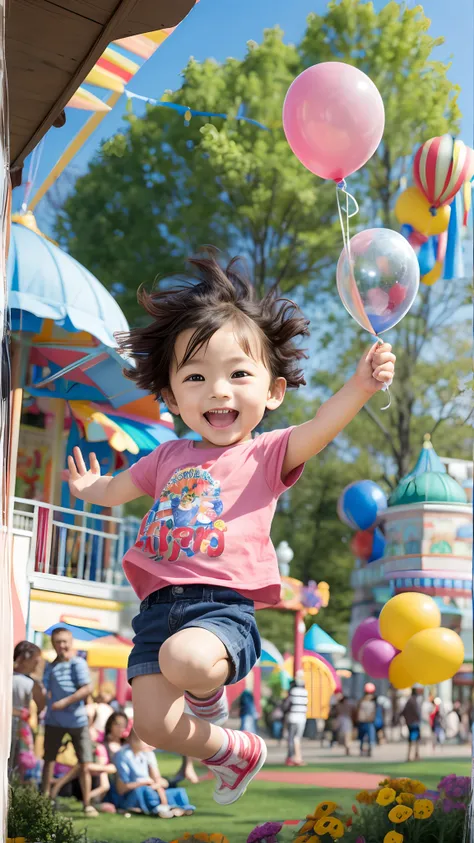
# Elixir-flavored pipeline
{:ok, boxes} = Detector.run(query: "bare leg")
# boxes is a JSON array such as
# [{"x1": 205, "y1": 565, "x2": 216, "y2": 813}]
[
  {"x1": 293, "y1": 736, "x2": 303, "y2": 765},
  {"x1": 159, "y1": 627, "x2": 231, "y2": 697},
  {"x1": 90, "y1": 772, "x2": 111, "y2": 802},
  {"x1": 133, "y1": 627, "x2": 232, "y2": 759},
  {"x1": 79, "y1": 763, "x2": 92, "y2": 809},
  {"x1": 42, "y1": 761, "x2": 55, "y2": 797},
  {"x1": 51, "y1": 764, "x2": 80, "y2": 798},
  {"x1": 182, "y1": 757, "x2": 199, "y2": 784},
  {"x1": 133, "y1": 674, "x2": 224, "y2": 759}
]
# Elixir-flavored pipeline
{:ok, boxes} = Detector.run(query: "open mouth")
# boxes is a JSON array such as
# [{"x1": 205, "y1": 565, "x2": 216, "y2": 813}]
[{"x1": 204, "y1": 409, "x2": 239, "y2": 429}]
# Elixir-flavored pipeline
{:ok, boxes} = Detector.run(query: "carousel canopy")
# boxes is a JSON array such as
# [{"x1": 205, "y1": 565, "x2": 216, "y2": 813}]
[{"x1": 8, "y1": 222, "x2": 128, "y2": 347}]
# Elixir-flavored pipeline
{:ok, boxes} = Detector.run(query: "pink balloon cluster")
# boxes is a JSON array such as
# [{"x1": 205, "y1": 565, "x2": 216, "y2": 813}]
[{"x1": 351, "y1": 617, "x2": 398, "y2": 680}]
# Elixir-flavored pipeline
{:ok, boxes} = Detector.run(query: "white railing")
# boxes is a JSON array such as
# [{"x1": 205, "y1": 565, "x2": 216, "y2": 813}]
[{"x1": 13, "y1": 498, "x2": 140, "y2": 587}]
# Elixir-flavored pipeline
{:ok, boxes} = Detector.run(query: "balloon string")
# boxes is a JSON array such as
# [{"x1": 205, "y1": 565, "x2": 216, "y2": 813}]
[
  {"x1": 336, "y1": 185, "x2": 391, "y2": 409},
  {"x1": 376, "y1": 336, "x2": 392, "y2": 411},
  {"x1": 335, "y1": 181, "x2": 360, "y2": 286}
]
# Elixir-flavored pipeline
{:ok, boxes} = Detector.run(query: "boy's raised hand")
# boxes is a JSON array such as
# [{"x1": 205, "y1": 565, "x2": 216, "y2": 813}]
[
  {"x1": 355, "y1": 341, "x2": 396, "y2": 395},
  {"x1": 66, "y1": 446, "x2": 101, "y2": 497}
]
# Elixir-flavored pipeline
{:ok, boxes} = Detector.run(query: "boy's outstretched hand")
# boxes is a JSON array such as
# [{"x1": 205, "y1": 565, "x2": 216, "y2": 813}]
[
  {"x1": 66, "y1": 446, "x2": 101, "y2": 497},
  {"x1": 354, "y1": 342, "x2": 396, "y2": 395}
]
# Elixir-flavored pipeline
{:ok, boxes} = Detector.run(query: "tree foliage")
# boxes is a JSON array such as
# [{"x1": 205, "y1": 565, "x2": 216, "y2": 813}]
[
  {"x1": 56, "y1": 1, "x2": 470, "y2": 647},
  {"x1": 55, "y1": 1, "x2": 461, "y2": 314}
]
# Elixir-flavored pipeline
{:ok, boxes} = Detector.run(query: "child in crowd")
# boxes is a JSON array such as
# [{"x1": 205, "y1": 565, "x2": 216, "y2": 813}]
[{"x1": 66, "y1": 252, "x2": 395, "y2": 805}]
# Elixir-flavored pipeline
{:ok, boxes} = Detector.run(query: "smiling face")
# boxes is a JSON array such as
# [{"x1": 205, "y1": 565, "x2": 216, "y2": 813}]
[{"x1": 163, "y1": 321, "x2": 286, "y2": 448}]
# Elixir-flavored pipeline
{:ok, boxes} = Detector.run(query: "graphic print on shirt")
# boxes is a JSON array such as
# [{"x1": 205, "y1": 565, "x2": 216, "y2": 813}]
[{"x1": 135, "y1": 465, "x2": 227, "y2": 563}]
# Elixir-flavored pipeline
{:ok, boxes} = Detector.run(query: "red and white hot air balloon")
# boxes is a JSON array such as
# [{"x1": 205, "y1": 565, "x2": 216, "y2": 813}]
[{"x1": 413, "y1": 135, "x2": 469, "y2": 211}]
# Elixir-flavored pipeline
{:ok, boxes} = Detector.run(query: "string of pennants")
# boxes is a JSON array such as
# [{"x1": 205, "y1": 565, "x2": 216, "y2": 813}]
[{"x1": 67, "y1": 24, "x2": 270, "y2": 131}]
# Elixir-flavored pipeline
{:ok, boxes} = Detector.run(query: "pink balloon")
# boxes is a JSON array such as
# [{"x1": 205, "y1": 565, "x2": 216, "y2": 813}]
[
  {"x1": 283, "y1": 62, "x2": 385, "y2": 181},
  {"x1": 360, "y1": 638, "x2": 398, "y2": 680},
  {"x1": 351, "y1": 617, "x2": 381, "y2": 662}
]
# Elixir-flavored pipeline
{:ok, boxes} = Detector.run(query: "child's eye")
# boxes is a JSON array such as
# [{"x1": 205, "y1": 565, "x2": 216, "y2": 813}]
[
  {"x1": 184, "y1": 374, "x2": 204, "y2": 382},
  {"x1": 231, "y1": 370, "x2": 251, "y2": 379}
]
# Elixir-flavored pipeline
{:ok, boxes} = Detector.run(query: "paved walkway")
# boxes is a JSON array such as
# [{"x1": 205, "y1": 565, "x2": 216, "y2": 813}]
[
  {"x1": 257, "y1": 769, "x2": 382, "y2": 789},
  {"x1": 264, "y1": 737, "x2": 471, "y2": 766}
]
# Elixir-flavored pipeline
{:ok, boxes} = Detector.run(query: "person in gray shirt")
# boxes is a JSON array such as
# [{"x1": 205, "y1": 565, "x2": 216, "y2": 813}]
[{"x1": 41, "y1": 628, "x2": 96, "y2": 817}]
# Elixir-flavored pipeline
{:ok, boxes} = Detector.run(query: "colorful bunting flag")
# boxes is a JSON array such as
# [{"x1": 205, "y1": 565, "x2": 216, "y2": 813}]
[
  {"x1": 96, "y1": 47, "x2": 139, "y2": 84},
  {"x1": 67, "y1": 88, "x2": 111, "y2": 112},
  {"x1": 84, "y1": 65, "x2": 125, "y2": 94}
]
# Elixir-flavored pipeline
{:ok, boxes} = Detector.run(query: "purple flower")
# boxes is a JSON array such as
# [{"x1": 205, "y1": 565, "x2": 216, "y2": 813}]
[
  {"x1": 355, "y1": 838, "x2": 366, "y2": 843},
  {"x1": 247, "y1": 822, "x2": 283, "y2": 843},
  {"x1": 443, "y1": 798, "x2": 466, "y2": 813}
]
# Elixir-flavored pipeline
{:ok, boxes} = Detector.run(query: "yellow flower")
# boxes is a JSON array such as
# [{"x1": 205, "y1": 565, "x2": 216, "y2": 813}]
[
  {"x1": 402, "y1": 779, "x2": 426, "y2": 794},
  {"x1": 314, "y1": 817, "x2": 345, "y2": 839},
  {"x1": 308, "y1": 801, "x2": 338, "y2": 819},
  {"x1": 414, "y1": 799, "x2": 434, "y2": 819},
  {"x1": 388, "y1": 805, "x2": 413, "y2": 823},
  {"x1": 384, "y1": 833, "x2": 403, "y2": 843},
  {"x1": 396, "y1": 793, "x2": 416, "y2": 807},
  {"x1": 356, "y1": 790, "x2": 371, "y2": 803},
  {"x1": 412, "y1": 781, "x2": 427, "y2": 795},
  {"x1": 376, "y1": 787, "x2": 397, "y2": 806}
]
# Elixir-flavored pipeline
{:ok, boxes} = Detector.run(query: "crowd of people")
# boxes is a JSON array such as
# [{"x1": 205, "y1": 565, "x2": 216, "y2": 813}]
[
  {"x1": 263, "y1": 680, "x2": 472, "y2": 765},
  {"x1": 11, "y1": 626, "x2": 473, "y2": 818},
  {"x1": 10, "y1": 629, "x2": 195, "y2": 821}
]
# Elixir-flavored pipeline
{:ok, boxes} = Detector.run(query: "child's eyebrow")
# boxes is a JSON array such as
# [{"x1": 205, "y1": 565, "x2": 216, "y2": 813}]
[{"x1": 180, "y1": 353, "x2": 257, "y2": 368}]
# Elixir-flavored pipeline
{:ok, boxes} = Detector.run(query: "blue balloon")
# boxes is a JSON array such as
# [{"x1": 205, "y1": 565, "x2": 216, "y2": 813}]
[
  {"x1": 337, "y1": 480, "x2": 387, "y2": 530},
  {"x1": 368, "y1": 527, "x2": 385, "y2": 562},
  {"x1": 418, "y1": 238, "x2": 436, "y2": 276}
]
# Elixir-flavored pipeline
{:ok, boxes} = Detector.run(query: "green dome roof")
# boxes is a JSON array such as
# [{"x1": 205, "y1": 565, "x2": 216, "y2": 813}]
[{"x1": 389, "y1": 435, "x2": 468, "y2": 507}]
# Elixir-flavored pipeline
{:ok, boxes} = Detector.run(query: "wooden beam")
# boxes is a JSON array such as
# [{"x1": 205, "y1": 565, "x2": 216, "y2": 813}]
[{"x1": 9, "y1": 0, "x2": 195, "y2": 168}]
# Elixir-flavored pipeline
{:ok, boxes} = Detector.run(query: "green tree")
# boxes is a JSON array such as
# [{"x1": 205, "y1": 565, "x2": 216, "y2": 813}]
[
  {"x1": 55, "y1": 1, "x2": 460, "y2": 318},
  {"x1": 300, "y1": 0, "x2": 461, "y2": 225},
  {"x1": 55, "y1": 28, "x2": 338, "y2": 321},
  {"x1": 56, "y1": 1, "x2": 470, "y2": 643}
]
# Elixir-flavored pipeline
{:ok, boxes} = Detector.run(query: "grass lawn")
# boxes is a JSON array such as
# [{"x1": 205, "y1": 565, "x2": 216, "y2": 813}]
[{"x1": 65, "y1": 755, "x2": 470, "y2": 842}]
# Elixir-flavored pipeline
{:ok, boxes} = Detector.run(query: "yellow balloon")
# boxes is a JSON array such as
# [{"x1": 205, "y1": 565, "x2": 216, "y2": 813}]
[
  {"x1": 389, "y1": 653, "x2": 415, "y2": 691},
  {"x1": 379, "y1": 593, "x2": 441, "y2": 650},
  {"x1": 421, "y1": 261, "x2": 442, "y2": 286},
  {"x1": 404, "y1": 627, "x2": 465, "y2": 685},
  {"x1": 395, "y1": 186, "x2": 451, "y2": 236}
]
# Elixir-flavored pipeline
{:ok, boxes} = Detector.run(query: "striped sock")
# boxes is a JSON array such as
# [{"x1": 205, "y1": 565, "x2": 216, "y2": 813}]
[{"x1": 184, "y1": 687, "x2": 229, "y2": 725}]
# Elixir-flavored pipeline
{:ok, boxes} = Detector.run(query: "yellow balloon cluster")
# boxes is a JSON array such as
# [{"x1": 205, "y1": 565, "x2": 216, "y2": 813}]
[
  {"x1": 395, "y1": 187, "x2": 451, "y2": 238},
  {"x1": 395, "y1": 186, "x2": 450, "y2": 287},
  {"x1": 380, "y1": 593, "x2": 464, "y2": 689}
]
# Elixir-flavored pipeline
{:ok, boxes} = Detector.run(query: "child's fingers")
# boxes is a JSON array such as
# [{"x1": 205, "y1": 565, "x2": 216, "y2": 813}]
[
  {"x1": 89, "y1": 452, "x2": 101, "y2": 475},
  {"x1": 373, "y1": 365, "x2": 395, "y2": 382},
  {"x1": 365, "y1": 342, "x2": 380, "y2": 363},
  {"x1": 73, "y1": 446, "x2": 87, "y2": 475},
  {"x1": 372, "y1": 350, "x2": 396, "y2": 368},
  {"x1": 67, "y1": 455, "x2": 79, "y2": 480}
]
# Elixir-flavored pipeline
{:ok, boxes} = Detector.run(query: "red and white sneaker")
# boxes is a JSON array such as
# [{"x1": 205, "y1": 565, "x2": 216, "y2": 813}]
[
  {"x1": 184, "y1": 687, "x2": 229, "y2": 726},
  {"x1": 203, "y1": 729, "x2": 267, "y2": 805}
]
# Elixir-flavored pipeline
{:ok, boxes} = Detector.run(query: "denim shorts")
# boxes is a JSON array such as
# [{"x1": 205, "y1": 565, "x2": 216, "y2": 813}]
[{"x1": 127, "y1": 584, "x2": 261, "y2": 685}]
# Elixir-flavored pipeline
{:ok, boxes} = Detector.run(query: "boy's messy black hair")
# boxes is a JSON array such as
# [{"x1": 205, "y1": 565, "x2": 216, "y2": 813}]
[{"x1": 116, "y1": 250, "x2": 310, "y2": 399}]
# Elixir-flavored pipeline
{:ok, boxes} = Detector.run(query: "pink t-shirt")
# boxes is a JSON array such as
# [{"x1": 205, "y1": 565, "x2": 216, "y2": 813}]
[{"x1": 124, "y1": 427, "x2": 303, "y2": 605}]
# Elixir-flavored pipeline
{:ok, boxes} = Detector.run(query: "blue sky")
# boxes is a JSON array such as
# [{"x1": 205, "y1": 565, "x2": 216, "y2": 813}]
[{"x1": 17, "y1": 0, "x2": 473, "y2": 223}]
